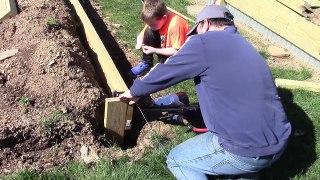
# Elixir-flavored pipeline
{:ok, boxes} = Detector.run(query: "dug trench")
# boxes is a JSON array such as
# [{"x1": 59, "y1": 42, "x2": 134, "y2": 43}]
[
  {"x1": 77, "y1": 0, "x2": 191, "y2": 151},
  {"x1": 73, "y1": 0, "x2": 152, "y2": 149},
  {"x1": 79, "y1": 0, "x2": 207, "y2": 150}
]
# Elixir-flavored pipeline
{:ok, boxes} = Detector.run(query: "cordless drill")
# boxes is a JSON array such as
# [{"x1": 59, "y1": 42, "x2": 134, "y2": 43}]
[{"x1": 153, "y1": 92, "x2": 189, "y2": 107}]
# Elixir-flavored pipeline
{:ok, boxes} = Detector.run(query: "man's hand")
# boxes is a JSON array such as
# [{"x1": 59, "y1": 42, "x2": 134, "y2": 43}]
[
  {"x1": 135, "y1": 34, "x2": 143, "y2": 49},
  {"x1": 118, "y1": 90, "x2": 140, "y2": 105},
  {"x1": 142, "y1": 45, "x2": 157, "y2": 55}
]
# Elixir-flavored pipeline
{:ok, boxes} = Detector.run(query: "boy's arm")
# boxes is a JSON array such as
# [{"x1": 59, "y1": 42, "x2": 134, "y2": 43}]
[
  {"x1": 136, "y1": 34, "x2": 144, "y2": 49},
  {"x1": 136, "y1": 25, "x2": 148, "y2": 49},
  {"x1": 143, "y1": 25, "x2": 189, "y2": 56},
  {"x1": 142, "y1": 46, "x2": 178, "y2": 56}
]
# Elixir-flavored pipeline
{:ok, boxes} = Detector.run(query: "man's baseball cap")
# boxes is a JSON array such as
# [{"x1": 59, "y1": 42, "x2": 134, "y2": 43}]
[{"x1": 187, "y1": 5, "x2": 234, "y2": 36}]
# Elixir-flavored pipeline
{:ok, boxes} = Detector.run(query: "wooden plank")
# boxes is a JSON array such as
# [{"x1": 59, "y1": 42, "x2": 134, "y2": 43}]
[
  {"x1": 275, "y1": 78, "x2": 320, "y2": 92},
  {"x1": 0, "y1": 0, "x2": 17, "y2": 21},
  {"x1": 69, "y1": 0, "x2": 127, "y2": 92},
  {"x1": 207, "y1": 0, "x2": 226, "y2": 5},
  {"x1": 276, "y1": 0, "x2": 305, "y2": 15},
  {"x1": 215, "y1": 0, "x2": 226, "y2": 5},
  {"x1": 104, "y1": 98, "x2": 128, "y2": 145},
  {"x1": 69, "y1": 0, "x2": 133, "y2": 144},
  {"x1": 305, "y1": 0, "x2": 320, "y2": 7},
  {"x1": 225, "y1": 0, "x2": 320, "y2": 61}
]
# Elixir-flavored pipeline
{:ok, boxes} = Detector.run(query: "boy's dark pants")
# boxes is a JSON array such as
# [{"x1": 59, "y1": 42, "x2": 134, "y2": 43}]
[{"x1": 142, "y1": 28, "x2": 168, "y2": 65}]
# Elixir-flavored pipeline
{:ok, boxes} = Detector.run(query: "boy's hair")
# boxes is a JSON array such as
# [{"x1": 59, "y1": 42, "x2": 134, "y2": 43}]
[{"x1": 141, "y1": 0, "x2": 168, "y2": 21}]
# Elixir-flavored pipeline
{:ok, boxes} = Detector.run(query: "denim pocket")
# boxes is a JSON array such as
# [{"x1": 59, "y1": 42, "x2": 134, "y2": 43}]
[{"x1": 226, "y1": 151, "x2": 272, "y2": 172}]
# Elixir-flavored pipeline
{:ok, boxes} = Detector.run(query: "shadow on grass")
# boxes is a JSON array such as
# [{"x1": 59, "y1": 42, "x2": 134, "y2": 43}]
[{"x1": 260, "y1": 88, "x2": 316, "y2": 179}]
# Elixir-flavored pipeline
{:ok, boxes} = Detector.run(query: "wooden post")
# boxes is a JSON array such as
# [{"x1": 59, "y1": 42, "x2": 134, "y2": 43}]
[
  {"x1": 69, "y1": 0, "x2": 133, "y2": 145},
  {"x1": 104, "y1": 98, "x2": 132, "y2": 145}
]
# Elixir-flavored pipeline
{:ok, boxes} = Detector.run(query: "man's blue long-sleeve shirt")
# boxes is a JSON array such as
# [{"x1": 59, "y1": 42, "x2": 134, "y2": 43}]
[{"x1": 130, "y1": 26, "x2": 291, "y2": 157}]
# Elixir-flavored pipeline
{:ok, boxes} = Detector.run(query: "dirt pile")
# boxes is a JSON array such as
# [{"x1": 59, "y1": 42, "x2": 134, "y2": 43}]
[
  {"x1": 0, "y1": 0, "x2": 107, "y2": 174},
  {"x1": 0, "y1": 0, "x2": 174, "y2": 175},
  {"x1": 3, "y1": 0, "x2": 318, "y2": 176}
]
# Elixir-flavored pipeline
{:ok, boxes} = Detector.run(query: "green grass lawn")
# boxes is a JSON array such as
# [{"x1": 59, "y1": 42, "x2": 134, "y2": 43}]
[
  {"x1": 4, "y1": 0, "x2": 320, "y2": 179},
  {"x1": 270, "y1": 67, "x2": 312, "y2": 81}
]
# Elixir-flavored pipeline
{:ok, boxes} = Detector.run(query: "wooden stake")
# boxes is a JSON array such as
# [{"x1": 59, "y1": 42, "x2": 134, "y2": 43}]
[
  {"x1": 275, "y1": 78, "x2": 320, "y2": 93},
  {"x1": 104, "y1": 98, "x2": 131, "y2": 145},
  {"x1": 69, "y1": 0, "x2": 133, "y2": 145}
]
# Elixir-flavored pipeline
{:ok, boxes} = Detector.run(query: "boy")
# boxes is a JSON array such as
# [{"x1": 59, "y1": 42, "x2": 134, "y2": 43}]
[{"x1": 128, "y1": 0, "x2": 190, "y2": 78}]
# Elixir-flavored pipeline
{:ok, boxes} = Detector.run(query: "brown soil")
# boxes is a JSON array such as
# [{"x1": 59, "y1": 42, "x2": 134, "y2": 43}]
[
  {"x1": 0, "y1": 0, "x2": 109, "y2": 174},
  {"x1": 0, "y1": 0, "x2": 172, "y2": 176},
  {"x1": 1, "y1": 0, "x2": 319, "y2": 177}
]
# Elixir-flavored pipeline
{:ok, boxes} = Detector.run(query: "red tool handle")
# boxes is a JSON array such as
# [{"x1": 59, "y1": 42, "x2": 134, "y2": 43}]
[{"x1": 192, "y1": 127, "x2": 208, "y2": 133}]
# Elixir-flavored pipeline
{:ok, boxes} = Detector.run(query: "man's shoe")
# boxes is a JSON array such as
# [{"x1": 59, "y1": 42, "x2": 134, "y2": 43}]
[{"x1": 128, "y1": 61, "x2": 151, "y2": 78}]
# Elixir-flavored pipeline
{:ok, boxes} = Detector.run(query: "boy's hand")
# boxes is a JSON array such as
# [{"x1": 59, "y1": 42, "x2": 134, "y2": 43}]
[
  {"x1": 142, "y1": 45, "x2": 157, "y2": 54},
  {"x1": 135, "y1": 34, "x2": 143, "y2": 49},
  {"x1": 118, "y1": 90, "x2": 140, "y2": 105}
]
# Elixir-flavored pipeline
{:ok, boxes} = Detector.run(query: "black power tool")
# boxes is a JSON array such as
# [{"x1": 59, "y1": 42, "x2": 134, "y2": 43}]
[
  {"x1": 112, "y1": 91, "x2": 208, "y2": 133},
  {"x1": 143, "y1": 92, "x2": 208, "y2": 133}
]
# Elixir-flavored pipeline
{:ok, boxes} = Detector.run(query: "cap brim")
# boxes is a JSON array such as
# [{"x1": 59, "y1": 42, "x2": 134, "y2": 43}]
[{"x1": 187, "y1": 23, "x2": 199, "y2": 36}]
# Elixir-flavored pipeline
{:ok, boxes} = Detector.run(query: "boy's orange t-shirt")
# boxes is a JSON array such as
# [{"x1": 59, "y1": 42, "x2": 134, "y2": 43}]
[{"x1": 140, "y1": 13, "x2": 190, "y2": 50}]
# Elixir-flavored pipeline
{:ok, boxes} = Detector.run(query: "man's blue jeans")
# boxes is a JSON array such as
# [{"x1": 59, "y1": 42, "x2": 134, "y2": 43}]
[{"x1": 166, "y1": 132, "x2": 284, "y2": 180}]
